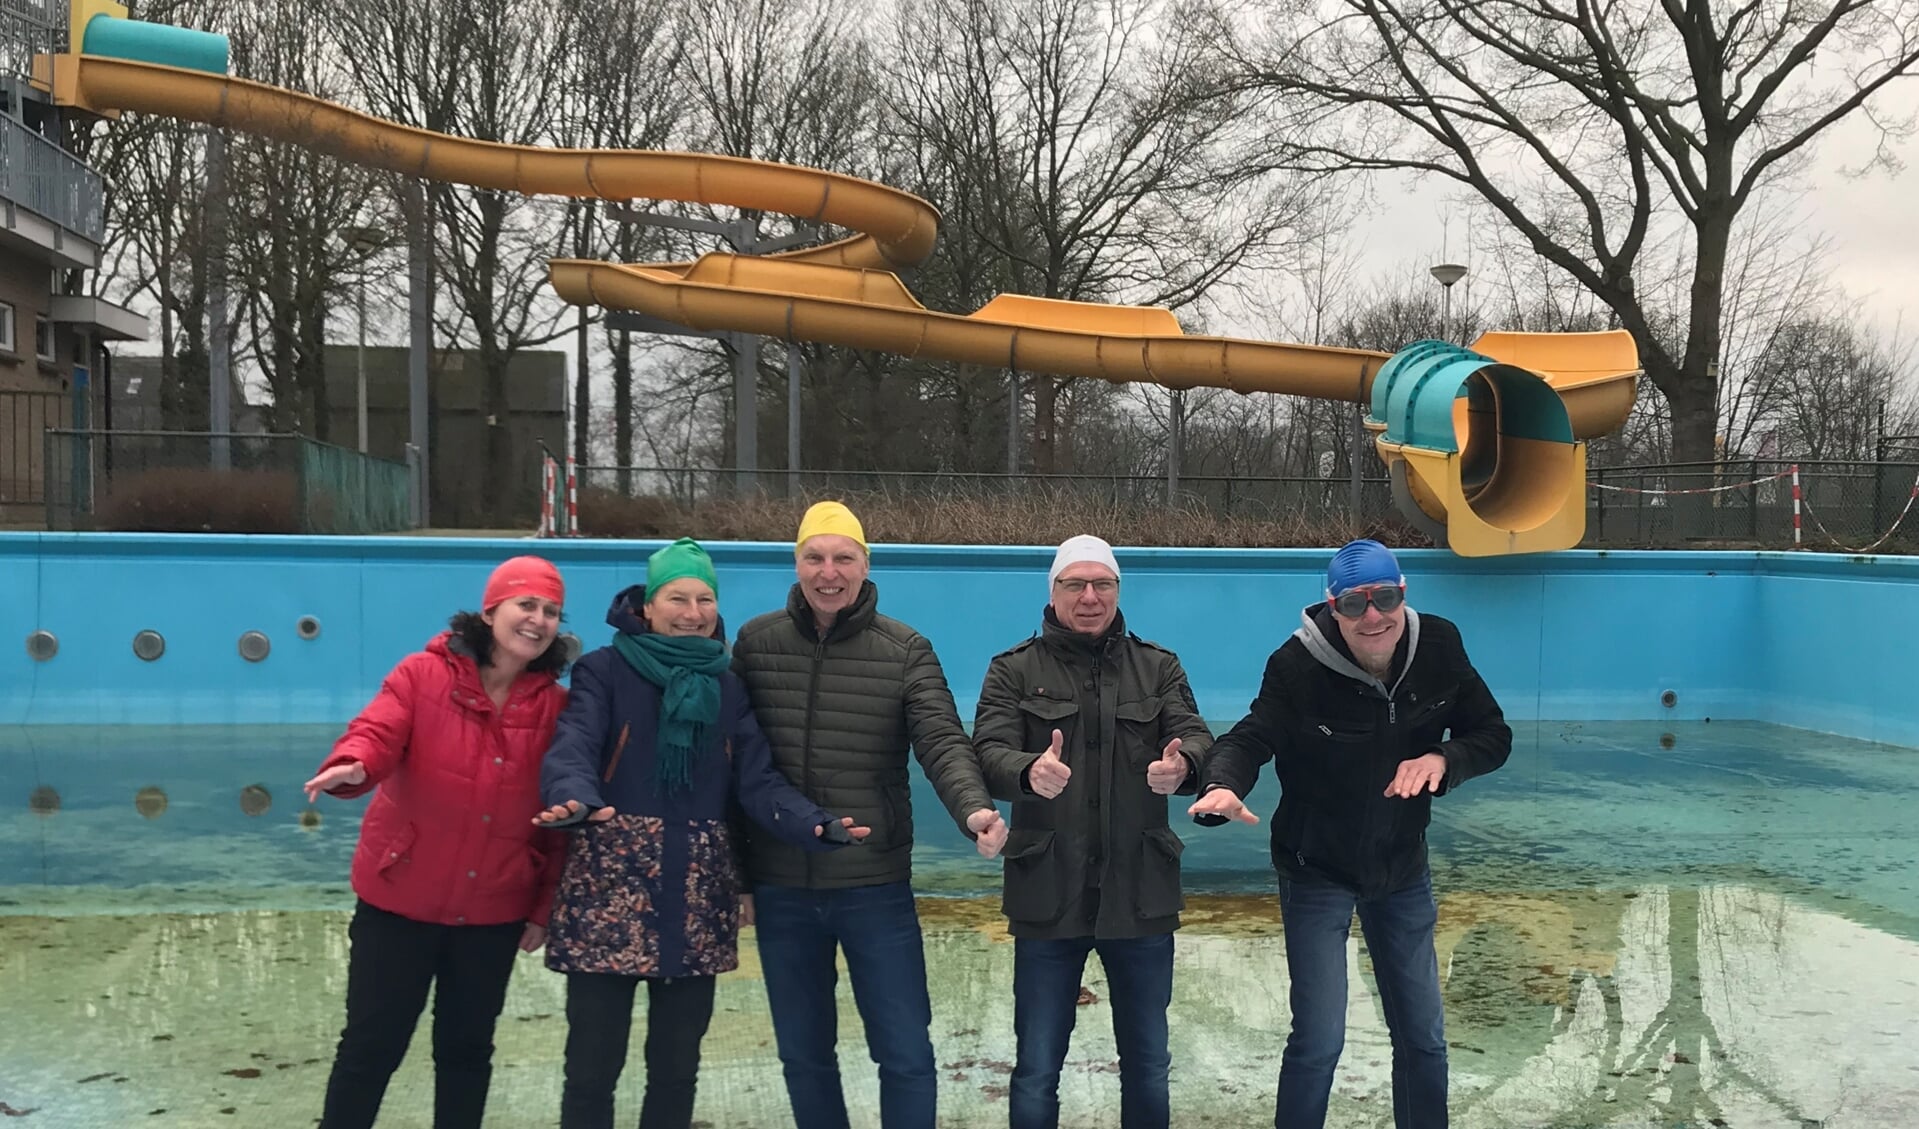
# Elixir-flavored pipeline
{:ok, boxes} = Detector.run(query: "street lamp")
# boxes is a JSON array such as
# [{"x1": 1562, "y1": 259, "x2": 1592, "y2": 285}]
[
  {"x1": 1429, "y1": 262, "x2": 1468, "y2": 344},
  {"x1": 340, "y1": 224, "x2": 387, "y2": 453}
]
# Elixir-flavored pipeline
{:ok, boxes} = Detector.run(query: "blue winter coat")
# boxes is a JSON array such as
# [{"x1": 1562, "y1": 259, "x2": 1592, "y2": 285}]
[{"x1": 541, "y1": 585, "x2": 838, "y2": 979}]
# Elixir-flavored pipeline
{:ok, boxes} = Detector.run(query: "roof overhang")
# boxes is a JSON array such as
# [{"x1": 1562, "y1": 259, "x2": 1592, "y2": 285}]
[{"x1": 49, "y1": 294, "x2": 147, "y2": 341}]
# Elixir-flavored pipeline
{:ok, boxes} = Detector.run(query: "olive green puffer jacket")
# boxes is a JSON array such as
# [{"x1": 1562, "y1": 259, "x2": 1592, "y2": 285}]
[{"x1": 731, "y1": 580, "x2": 994, "y2": 888}]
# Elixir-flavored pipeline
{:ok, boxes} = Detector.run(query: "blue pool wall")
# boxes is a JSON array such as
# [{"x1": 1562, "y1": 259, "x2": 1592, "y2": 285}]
[{"x1": 3, "y1": 533, "x2": 1915, "y2": 746}]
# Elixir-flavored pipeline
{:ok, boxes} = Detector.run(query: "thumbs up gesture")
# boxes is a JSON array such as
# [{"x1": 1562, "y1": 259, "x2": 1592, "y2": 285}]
[
  {"x1": 1146, "y1": 737, "x2": 1189, "y2": 795},
  {"x1": 1028, "y1": 729, "x2": 1072, "y2": 799}
]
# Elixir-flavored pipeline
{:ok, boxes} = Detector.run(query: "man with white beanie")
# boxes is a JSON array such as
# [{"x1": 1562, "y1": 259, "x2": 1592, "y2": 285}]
[
  {"x1": 1189, "y1": 538, "x2": 1512, "y2": 1129},
  {"x1": 973, "y1": 534, "x2": 1214, "y2": 1129}
]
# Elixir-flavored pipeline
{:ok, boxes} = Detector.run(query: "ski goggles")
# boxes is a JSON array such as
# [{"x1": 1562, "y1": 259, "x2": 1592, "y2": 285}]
[{"x1": 1331, "y1": 584, "x2": 1405, "y2": 618}]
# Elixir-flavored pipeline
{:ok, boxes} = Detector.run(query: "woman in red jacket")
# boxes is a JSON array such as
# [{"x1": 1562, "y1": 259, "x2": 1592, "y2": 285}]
[{"x1": 303, "y1": 555, "x2": 571, "y2": 1129}]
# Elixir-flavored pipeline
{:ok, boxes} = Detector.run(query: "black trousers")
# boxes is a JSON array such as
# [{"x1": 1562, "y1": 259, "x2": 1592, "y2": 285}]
[
  {"x1": 560, "y1": 971, "x2": 718, "y2": 1129},
  {"x1": 318, "y1": 899, "x2": 523, "y2": 1128}
]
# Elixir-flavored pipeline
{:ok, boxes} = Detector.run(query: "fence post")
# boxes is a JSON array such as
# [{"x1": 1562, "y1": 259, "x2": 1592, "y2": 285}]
[
  {"x1": 539, "y1": 456, "x2": 556, "y2": 537},
  {"x1": 1593, "y1": 466, "x2": 1605, "y2": 542},
  {"x1": 1791, "y1": 464, "x2": 1802, "y2": 546},
  {"x1": 564, "y1": 454, "x2": 579, "y2": 537}
]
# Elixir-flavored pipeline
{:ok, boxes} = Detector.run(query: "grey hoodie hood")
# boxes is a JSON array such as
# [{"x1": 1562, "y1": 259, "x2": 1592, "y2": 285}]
[{"x1": 1294, "y1": 601, "x2": 1421, "y2": 698}]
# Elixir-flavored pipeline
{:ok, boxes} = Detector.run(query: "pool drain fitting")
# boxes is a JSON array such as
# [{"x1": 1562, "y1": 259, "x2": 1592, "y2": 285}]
[{"x1": 238, "y1": 631, "x2": 271, "y2": 662}]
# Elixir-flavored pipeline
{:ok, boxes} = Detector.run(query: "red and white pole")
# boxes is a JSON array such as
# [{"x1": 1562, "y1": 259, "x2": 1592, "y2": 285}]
[
  {"x1": 564, "y1": 454, "x2": 579, "y2": 537},
  {"x1": 540, "y1": 457, "x2": 556, "y2": 537},
  {"x1": 1790, "y1": 463, "x2": 1802, "y2": 546}
]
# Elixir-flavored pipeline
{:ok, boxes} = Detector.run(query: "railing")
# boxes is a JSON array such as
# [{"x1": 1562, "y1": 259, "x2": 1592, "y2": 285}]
[
  {"x1": 575, "y1": 465, "x2": 1398, "y2": 523},
  {"x1": 0, "y1": 387, "x2": 64, "y2": 512},
  {"x1": 1588, "y1": 460, "x2": 1919, "y2": 549},
  {"x1": 0, "y1": 113, "x2": 106, "y2": 242},
  {"x1": 568, "y1": 459, "x2": 1919, "y2": 550},
  {"x1": 0, "y1": 0, "x2": 60, "y2": 82},
  {"x1": 42, "y1": 429, "x2": 413, "y2": 534}
]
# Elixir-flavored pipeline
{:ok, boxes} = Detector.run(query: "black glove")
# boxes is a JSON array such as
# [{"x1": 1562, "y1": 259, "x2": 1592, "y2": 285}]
[
  {"x1": 817, "y1": 818, "x2": 864, "y2": 846},
  {"x1": 541, "y1": 803, "x2": 596, "y2": 829}
]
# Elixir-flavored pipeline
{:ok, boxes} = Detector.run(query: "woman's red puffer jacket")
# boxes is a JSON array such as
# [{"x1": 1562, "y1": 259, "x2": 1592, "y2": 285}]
[{"x1": 315, "y1": 631, "x2": 569, "y2": 926}]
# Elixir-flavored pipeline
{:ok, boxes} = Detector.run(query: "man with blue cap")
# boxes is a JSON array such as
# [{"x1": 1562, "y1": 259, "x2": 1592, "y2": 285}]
[{"x1": 1188, "y1": 538, "x2": 1511, "y2": 1129}]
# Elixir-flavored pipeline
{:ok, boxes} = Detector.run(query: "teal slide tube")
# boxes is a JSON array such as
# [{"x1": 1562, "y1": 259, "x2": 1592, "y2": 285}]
[{"x1": 82, "y1": 16, "x2": 229, "y2": 75}]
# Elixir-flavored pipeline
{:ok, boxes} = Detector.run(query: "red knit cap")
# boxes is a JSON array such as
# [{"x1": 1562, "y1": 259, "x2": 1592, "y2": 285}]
[{"x1": 482, "y1": 555, "x2": 565, "y2": 611}]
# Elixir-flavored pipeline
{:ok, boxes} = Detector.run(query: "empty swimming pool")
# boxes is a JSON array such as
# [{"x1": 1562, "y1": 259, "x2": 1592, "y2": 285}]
[{"x1": 5, "y1": 536, "x2": 1918, "y2": 1127}]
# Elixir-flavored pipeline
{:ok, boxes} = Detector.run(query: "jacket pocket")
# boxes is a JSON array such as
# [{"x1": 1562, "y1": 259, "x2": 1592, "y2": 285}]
[
  {"x1": 1000, "y1": 829, "x2": 1065, "y2": 923},
  {"x1": 1018, "y1": 696, "x2": 1081, "y2": 755},
  {"x1": 1136, "y1": 826, "x2": 1185, "y2": 918},
  {"x1": 373, "y1": 822, "x2": 418, "y2": 876},
  {"x1": 1115, "y1": 697, "x2": 1166, "y2": 766}
]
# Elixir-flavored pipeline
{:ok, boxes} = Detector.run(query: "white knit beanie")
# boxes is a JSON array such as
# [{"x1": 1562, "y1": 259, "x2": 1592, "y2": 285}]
[{"x1": 1048, "y1": 534, "x2": 1121, "y2": 586}]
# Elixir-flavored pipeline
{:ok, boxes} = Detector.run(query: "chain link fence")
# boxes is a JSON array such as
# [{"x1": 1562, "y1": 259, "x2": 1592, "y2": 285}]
[
  {"x1": 575, "y1": 465, "x2": 1397, "y2": 524},
  {"x1": 43, "y1": 430, "x2": 412, "y2": 535},
  {"x1": 1588, "y1": 460, "x2": 1919, "y2": 549},
  {"x1": 568, "y1": 460, "x2": 1919, "y2": 551}
]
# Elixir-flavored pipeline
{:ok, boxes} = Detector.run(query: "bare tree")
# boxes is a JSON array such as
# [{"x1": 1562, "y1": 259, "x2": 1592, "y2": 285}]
[
  {"x1": 328, "y1": 0, "x2": 582, "y2": 522},
  {"x1": 1209, "y1": 0, "x2": 1919, "y2": 465},
  {"x1": 555, "y1": 0, "x2": 686, "y2": 474},
  {"x1": 224, "y1": 0, "x2": 386, "y2": 439},
  {"x1": 885, "y1": 0, "x2": 1335, "y2": 472},
  {"x1": 81, "y1": 0, "x2": 241, "y2": 429},
  {"x1": 663, "y1": 0, "x2": 885, "y2": 473}
]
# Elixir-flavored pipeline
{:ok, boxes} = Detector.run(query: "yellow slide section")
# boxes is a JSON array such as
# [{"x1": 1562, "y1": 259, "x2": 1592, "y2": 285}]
[
  {"x1": 38, "y1": 48, "x2": 1642, "y2": 554},
  {"x1": 35, "y1": 54, "x2": 938, "y2": 270}
]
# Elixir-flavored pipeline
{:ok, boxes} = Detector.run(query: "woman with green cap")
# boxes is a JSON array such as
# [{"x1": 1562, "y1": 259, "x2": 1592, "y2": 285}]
[{"x1": 534, "y1": 537, "x2": 868, "y2": 1129}]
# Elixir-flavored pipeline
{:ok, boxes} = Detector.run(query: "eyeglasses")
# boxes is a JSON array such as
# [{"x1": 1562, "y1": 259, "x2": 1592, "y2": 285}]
[
  {"x1": 1055, "y1": 578, "x2": 1118, "y2": 597},
  {"x1": 1331, "y1": 584, "x2": 1404, "y2": 618}
]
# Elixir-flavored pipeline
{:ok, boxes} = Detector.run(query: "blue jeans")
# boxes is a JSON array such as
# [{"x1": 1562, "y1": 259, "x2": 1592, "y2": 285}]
[
  {"x1": 1009, "y1": 933, "x2": 1173, "y2": 1129},
  {"x1": 752, "y1": 880, "x2": 938, "y2": 1129},
  {"x1": 1275, "y1": 869, "x2": 1447, "y2": 1129}
]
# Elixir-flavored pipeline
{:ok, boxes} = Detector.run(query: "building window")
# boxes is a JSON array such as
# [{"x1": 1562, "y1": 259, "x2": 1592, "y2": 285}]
[
  {"x1": 35, "y1": 317, "x2": 54, "y2": 364},
  {"x1": 0, "y1": 303, "x2": 14, "y2": 353}
]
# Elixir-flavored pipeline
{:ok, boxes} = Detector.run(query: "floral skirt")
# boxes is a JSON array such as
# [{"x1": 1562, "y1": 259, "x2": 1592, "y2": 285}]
[{"x1": 544, "y1": 814, "x2": 743, "y2": 978}]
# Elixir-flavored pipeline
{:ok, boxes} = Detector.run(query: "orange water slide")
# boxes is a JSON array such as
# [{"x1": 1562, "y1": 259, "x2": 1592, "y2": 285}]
[
  {"x1": 41, "y1": 44, "x2": 1642, "y2": 554},
  {"x1": 36, "y1": 54, "x2": 938, "y2": 271}
]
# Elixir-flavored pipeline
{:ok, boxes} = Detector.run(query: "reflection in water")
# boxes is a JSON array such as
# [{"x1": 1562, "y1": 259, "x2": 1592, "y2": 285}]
[
  {"x1": 135, "y1": 787, "x2": 168, "y2": 819},
  {"x1": 3, "y1": 721, "x2": 1918, "y2": 1126},
  {"x1": 238, "y1": 785, "x2": 272, "y2": 817},
  {"x1": 1, "y1": 884, "x2": 1914, "y2": 1127}
]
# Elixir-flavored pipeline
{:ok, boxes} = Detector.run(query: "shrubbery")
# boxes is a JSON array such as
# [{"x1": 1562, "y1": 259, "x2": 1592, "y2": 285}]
[
  {"x1": 88, "y1": 468, "x2": 304, "y2": 534},
  {"x1": 578, "y1": 487, "x2": 1436, "y2": 548}
]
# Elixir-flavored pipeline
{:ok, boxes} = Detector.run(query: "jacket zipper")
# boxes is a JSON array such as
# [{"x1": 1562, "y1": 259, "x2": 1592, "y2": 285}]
[{"x1": 800, "y1": 635, "x2": 826, "y2": 885}]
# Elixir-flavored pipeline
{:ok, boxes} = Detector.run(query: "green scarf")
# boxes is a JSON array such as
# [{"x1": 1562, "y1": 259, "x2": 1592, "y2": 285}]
[{"x1": 610, "y1": 631, "x2": 732, "y2": 793}]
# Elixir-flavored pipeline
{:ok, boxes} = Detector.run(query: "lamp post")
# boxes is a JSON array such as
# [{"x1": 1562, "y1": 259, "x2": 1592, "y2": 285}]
[
  {"x1": 1429, "y1": 262, "x2": 1468, "y2": 344},
  {"x1": 340, "y1": 224, "x2": 387, "y2": 452}
]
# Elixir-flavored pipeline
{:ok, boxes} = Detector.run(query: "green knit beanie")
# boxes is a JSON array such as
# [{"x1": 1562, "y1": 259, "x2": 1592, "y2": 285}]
[{"x1": 646, "y1": 537, "x2": 719, "y2": 597}]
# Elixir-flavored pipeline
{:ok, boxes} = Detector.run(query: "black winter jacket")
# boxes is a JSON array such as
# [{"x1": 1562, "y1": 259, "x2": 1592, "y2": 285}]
[
  {"x1": 974, "y1": 609, "x2": 1214, "y2": 940},
  {"x1": 1198, "y1": 604, "x2": 1511, "y2": 898},
  {"x1": 731, "y1": 580, "x2": 994, "y2": 888}
]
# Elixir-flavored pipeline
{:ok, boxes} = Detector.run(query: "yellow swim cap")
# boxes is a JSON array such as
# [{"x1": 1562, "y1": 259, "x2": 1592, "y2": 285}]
[{"x1": 796, "y1": 500, "x2": 868, "y2": 555}]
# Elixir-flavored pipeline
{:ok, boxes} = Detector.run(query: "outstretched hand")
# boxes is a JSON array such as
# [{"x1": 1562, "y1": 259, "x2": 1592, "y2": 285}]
[
  {"x1": 1028, "y1": 729, "x2": 1072, "y2": 799},
  {"x1": 1145, "y1": 737, "x2": 1188, "y2": 795},
  {"x1": 531, "y1": 799, "x2": 616, "y2": 827},
  {"x1": 1188, "y1": 787, "x2": 1260, "y2": 825},
  {"x1": 303, "y1": 761, "x2": 365, "y2": 804},
  {"x1": 967, "y1": 807, "x2": 1008, "y2": 858},
  {"x1": 1384, "y1": 752, "x2": 1447, "y2": 798}
]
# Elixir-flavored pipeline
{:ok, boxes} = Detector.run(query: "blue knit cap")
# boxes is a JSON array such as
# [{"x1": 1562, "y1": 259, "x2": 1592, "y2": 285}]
[{"x1": 1326, "y1": 539, "x2": 1403, "y2": 597}]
